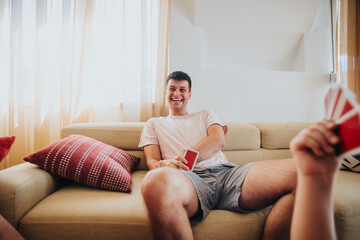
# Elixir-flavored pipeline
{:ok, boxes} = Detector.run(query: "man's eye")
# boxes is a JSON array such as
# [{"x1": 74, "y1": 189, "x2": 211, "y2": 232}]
[{"x1": 180, "y1": 89, "x2": 186, "y2": 92}]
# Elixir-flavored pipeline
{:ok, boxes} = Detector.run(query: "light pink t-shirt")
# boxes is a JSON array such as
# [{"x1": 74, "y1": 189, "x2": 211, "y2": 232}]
[{"x1": 138, "y1": 109, "x2": 228, "y2": 168}]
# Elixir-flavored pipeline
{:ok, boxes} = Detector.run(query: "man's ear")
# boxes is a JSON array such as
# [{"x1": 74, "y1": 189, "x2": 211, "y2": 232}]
[{"x1": 189, "y1": 91, "x2": 192, "y2": 100}]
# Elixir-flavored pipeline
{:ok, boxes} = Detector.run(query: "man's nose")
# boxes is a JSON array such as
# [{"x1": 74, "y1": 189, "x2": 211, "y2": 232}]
[{"x1": 174, "y1": 90, "x2": 181, "y2": 96}]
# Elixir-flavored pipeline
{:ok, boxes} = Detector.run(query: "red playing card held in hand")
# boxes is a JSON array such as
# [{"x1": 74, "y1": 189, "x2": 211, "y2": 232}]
[
  {"x1": 184, "y1": 149, "x2": 199, "y2": 171},
  {"x1": 324, "y1": 84, "x2": 360, "y2": 155},
  {"x1": 337, "y1": 113, "x2": 360, "y2": 155}
]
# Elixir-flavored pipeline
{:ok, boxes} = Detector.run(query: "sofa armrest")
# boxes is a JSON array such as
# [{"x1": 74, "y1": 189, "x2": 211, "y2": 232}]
[{"x1": 0, "y1": 163, "x2": 65, "y2": 228}]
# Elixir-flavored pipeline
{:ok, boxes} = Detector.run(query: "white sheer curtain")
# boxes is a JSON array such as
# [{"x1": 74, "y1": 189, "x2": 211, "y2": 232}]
[{"x1": 0, "y1": 0, "x2": 169, "y2": 169}]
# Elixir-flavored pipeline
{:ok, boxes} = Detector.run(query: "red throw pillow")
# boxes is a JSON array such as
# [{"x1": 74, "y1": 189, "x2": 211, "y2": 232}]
[
  {"x1": 24, "y1": 135, "x2": 140, "y2": 192},
  {"x1": 0, "y1": 136, "x2": 16, "y2": 163}
]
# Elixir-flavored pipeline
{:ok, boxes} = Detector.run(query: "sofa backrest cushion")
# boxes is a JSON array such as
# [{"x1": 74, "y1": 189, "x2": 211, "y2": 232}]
[
  {"x1": 61, "y1": 122, "x2": 145, "y2": 150},
  {"x1": 223, "y1": 122, "x2": 260, "y2": 150},
  {"x1": 60, "y1": 122, "x2": 311, "y2": 170},
  {"x1": 251, "y1": 122, "x2": 313, "y2": 149},
  {"x1": 61, "y1": 122, "x2": 261, "y2": 151}
]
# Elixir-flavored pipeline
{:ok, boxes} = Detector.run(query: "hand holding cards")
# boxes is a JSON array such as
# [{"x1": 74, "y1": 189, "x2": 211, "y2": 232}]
[
  {"x1": 324, "y1": 84, "x2": 360, "y2": 155},
  {"x1": 184, "y1": 149, "x2": 199, "y2": 171}
]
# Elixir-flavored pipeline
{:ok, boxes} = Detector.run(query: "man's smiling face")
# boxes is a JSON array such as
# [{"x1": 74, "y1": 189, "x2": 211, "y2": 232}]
[{"x1": 166, "y1": 79, "x2": 191, "y2": 116}]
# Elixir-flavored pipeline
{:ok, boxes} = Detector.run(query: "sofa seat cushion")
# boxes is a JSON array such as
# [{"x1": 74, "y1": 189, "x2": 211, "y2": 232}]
[
  {"x1": 193, "y1": 208, "x2": 269, "y2": 240},
  {"x1": 18, "y1": 169, "x2": 359, "y2": 240},
  {"x1": 334, "y1": 171, "x2": 360, "y2": 240},
  {"x1": 19, "y1": 170, "x2": 151, "y2": 240},
  {"x1": 19, "y1": 170, "x2": 271, "y2": 240}
]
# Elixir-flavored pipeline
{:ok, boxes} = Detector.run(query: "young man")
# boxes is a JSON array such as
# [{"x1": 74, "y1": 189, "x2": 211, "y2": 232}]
[{"x1": 139, "y1": 71, "x2": 337, "y2": 240}]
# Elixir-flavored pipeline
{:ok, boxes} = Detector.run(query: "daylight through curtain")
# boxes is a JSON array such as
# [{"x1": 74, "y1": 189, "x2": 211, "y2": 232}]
[
  {"x1": 335, "y1": 0, "x2": 360, "y2": 102},
  {"x1": 0, "y1": 0, "x2": 169, "y2": 169}
]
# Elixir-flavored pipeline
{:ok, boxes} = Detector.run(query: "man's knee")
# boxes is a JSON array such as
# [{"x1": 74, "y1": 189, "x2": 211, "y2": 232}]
[
  {"x1": 141, "y1": 168, "x2": 199, "y2": 219},
  {"x1": 273, "y1": 158, "x2": 297, "y2": 194},
  {"x1": 285, "y1": 158, "x2": 297, "y2": 191},
  {"x1": 141, "y1": 168, "x2": 182, "y2": 204}
]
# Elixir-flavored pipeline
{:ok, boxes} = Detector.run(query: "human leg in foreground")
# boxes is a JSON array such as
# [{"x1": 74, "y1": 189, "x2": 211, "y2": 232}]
[{"x1": 290, "y1": 120, "x2": 340, "y2": 240}]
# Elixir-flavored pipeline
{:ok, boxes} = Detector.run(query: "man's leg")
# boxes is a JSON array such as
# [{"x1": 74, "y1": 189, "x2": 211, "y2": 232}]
[
  {"x1": 141, "y1": 167, "x2": 199, "y2": 240},
  {"x1": 0, "y1": 214, "x2": 24, "y2": 240},
  {"x1": 239, "y1": 158, "x2": 297, "y2": 240}
]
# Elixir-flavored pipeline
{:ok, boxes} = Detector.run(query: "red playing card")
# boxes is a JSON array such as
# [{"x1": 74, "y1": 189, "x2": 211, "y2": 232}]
[
  {"x1": 337, "y1": 112, "x2": 360, "y2": 154},
  {"x1": 332, "y1": 94, "x2": 354, "y2": 121},
  {"x1": 324, "y1": 93, "x2": 330, "y2": 119},
  {"x1": 324, "y1": 89, "x2": 330, "y2": 118},
  {"x1": 325, "y1": 84, "x2": 343, "y2": 120},
  {"x1": 325, "y1": 86, "x2": 335, "y2": 119},
  {"x1": 325, "y1": 84, "x2": 360, "y2": 155},
  {"x1": 184, "y1": 149, "x2": 199, "y2": 171},
  {"x1": 330, "y1": 88, "x2": 343, "y2": 120},
  {"x1": 338, "y1": 98, "x2": 356, "y2": 120}
]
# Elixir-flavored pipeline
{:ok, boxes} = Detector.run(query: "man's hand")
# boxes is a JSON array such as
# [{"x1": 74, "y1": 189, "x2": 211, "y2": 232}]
[
  {"x1": 156, "y1": 154, "x2": 190, "y2": 170},
  {"x1": 290, "y1": 120, "x2": 341, "y2": 177}
]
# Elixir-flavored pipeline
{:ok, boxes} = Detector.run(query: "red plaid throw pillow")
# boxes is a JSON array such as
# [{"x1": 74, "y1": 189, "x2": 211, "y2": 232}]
[
  {"x1": 24, "y1": 135, "x2": 140, "y2": 192},
  {"x1": 0, "y1": 136, "x2": 16, "y2": 163}
]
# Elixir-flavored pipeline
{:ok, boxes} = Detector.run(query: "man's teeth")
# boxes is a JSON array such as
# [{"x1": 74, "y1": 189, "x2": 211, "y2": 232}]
[{"x1": 172, "y1": 99, "x2": 182, "y2": 102}]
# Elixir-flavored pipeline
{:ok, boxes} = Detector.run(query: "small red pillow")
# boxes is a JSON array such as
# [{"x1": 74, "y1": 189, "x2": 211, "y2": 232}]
[
  {"x1": 0, "y1": 136, "x2": 16, "y2": 163},
  {"x1": 24, "y1": 135, "x2": 140, "y2": 192}
]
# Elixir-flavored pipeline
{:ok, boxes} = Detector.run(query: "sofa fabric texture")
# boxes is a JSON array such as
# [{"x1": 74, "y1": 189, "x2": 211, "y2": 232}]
[{"x1": 0, "y1": 122, "x2": 359, "y2": 240}]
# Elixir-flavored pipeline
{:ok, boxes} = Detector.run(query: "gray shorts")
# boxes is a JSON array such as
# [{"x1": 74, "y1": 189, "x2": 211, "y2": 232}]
[{"x1": 182, "y1": 162, "x2": 254, "y2": 224}]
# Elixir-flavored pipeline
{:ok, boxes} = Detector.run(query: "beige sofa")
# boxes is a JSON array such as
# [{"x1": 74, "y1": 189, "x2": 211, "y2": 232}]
[{"x1": 0, "y1": 122, "x2": 359, "y2": 240}]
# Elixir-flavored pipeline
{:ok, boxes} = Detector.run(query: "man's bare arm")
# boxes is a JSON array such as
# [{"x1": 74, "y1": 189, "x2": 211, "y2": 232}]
[
  {"x1": 144, "y1": 144, "x2": 189, "y2": 171},
  {"x1": 192, "y1": 124, "x2": 225, "y2": 161},
  {"x1": 144, "y1": 144, "x2": 162, "y2": 170}
]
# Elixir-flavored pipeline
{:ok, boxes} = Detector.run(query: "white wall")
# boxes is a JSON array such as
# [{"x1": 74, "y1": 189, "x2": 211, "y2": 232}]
[{"x1": 169, "y1": 0, "x2": 333, "y2": 122}]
